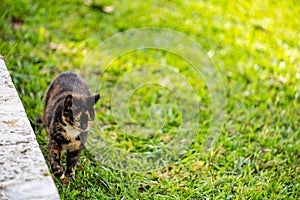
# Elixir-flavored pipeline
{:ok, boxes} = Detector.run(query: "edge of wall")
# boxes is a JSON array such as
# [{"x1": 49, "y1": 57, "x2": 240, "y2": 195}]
[{"x1": 0, "y1": 59, "x2": 60, "y2": 200}]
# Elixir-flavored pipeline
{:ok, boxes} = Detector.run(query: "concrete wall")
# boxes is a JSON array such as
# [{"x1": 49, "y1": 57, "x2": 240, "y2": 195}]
[{"x1": 0, "y1": 59, "x2": 60, "y2": 200}]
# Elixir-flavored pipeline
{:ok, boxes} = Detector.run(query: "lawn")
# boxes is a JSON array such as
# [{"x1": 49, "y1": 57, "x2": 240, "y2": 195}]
[{"x1": 1, "y1": 0, "x2": 300, "y2": 199}]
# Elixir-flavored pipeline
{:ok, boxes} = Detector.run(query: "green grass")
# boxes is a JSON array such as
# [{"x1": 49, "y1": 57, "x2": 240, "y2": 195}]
[{"x1": 1, "y1": 0, "x2": 300, "y2": 199}]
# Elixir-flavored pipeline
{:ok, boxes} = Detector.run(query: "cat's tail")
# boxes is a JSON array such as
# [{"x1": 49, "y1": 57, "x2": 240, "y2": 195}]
[
  {"x1": 28, "y1": 116, "x2": 46, "y2": 132},
  {"x1": 35, "y1": 116, "x2": 46, "y2": 130},
  {"x1": 36, "y1": 116, "x2": 43, "y2": 124}
]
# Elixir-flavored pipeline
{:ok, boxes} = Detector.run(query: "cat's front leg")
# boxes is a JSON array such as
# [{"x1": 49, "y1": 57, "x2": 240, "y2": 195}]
[
  {"x1": 65, "y1": 149, "x2": 82, "y2": 180},
  {"x1": 64, "y1": 132, "x2": 87, "y2": 180},
  {"x1": 48, "y1": 139, "x2": 64, "y2": 178}
]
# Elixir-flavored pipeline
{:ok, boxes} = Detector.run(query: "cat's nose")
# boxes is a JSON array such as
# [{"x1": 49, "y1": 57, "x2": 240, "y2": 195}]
[{"x1": 80, "y1": 123, "x2": 88, "y2": 130}]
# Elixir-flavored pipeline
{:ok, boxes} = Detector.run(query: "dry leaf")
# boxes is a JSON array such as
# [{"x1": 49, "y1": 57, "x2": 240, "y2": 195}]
[{"x1": 102, "y1": 6, "x2": 115, "y2": 14}]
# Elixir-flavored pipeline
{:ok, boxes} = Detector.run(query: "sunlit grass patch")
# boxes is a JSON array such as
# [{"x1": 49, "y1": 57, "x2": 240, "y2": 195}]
[{"x1": 1, "y1": 0, "x2": 299, "y2": 199}]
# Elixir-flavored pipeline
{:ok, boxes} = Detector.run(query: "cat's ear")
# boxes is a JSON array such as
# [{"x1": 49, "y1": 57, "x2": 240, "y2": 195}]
[
  {"x1": 88, "y1": 94, "x2": 100, "y2": 106},
  {"x1": 64, "y1": 94, "x2": 73, "y2": 109},
  {"x1": 94, "y1": 94, "x2": 100, "y2": 104}
]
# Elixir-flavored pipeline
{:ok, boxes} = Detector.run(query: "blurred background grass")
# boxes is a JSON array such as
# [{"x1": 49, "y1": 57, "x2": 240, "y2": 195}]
[{"x1": 1, "y1": 0, "x2": 300, "y2": 199}]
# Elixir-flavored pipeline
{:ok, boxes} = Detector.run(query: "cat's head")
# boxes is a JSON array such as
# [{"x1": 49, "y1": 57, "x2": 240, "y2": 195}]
[{"x1": 62, "y1": 94, "x2": 100, "y2": 131}]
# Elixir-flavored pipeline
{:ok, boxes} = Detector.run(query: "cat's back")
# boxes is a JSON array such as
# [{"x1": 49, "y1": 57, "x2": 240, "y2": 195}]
[{"x1": 43, "y1": 71, "x2": 91, "y2": 126}]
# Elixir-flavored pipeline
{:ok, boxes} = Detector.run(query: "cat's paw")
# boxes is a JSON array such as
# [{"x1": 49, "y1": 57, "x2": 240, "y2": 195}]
[
  {"x1": 59, "y1": 173, "x2": 70, "y2": 184},
  {"x1": 52, "y1": 167, "x2": 64, "y2": 178},
  {"x1": 60, "y1": 172, "x2": 74, "y2": 184},
  {"x1": 64, "y1": 172, "x2": 74, "y2": 180}
]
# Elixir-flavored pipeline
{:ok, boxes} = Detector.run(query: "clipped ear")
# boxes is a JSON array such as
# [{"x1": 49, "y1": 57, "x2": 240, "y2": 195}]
[
  {"x1": 88, "y1": 94, "x2": 100, "y2": 106},
  {"x1": 64, "y1": 94, "x2": 73, "y2": 109}
]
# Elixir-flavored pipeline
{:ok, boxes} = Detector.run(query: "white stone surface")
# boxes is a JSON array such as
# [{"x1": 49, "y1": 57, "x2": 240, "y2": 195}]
[{"x1": 0, "y1": 59, "x2": 60, "y2": 200}]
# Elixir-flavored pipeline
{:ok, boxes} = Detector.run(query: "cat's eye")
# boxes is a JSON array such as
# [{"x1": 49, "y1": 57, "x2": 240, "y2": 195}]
[{"x1": 74, "y1": 118, "x2": 80, "y2": 122}]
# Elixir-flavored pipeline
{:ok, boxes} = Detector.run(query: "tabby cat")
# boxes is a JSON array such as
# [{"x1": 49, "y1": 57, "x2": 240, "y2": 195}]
[{"x1": 43, "y1": 71, "x2": 100, "y2": 181}]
